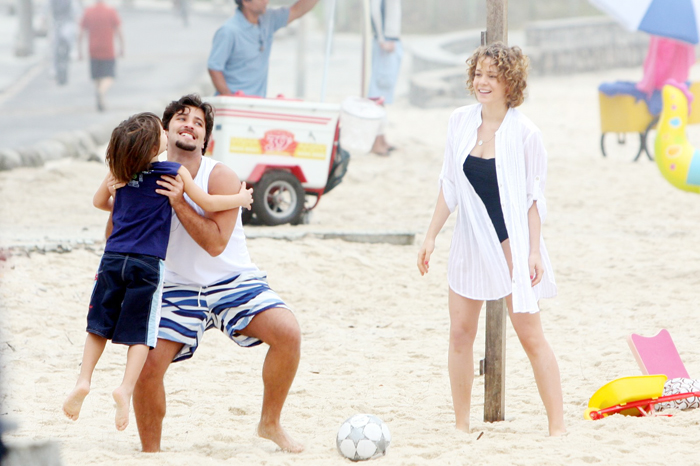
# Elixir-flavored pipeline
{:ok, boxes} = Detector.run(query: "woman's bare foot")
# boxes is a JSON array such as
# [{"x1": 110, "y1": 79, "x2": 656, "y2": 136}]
[
  {"x1": 257, "y1": 422, "x2": 304, "y2": 453},
  {"x1": 455, "y1": 422, "x2": 470, "y2": 433},
  {"x1": 63, "y1": 381, "x2": 90, "y2": 421},
  {"x1": 113, "y1": 386, "x2": 132, "y2": 431},
  {"x1": 548, "y1": 427, "x2": 567, "y2": 437}
]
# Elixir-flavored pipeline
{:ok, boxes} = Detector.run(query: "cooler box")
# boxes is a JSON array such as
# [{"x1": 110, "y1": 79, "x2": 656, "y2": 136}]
[{"x1": 206, "y1": 95, "x2": 341, "y2": 190}]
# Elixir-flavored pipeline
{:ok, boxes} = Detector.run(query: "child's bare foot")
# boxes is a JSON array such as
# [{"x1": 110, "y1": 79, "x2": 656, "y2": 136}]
[
  {"x1": 63, "y1": 381, "x2": 90, "y2": 421},
  {"x1": 112, "y1": 387, "x2": 132, "y2": 431},
  {"x1": 257, "y1": 422, "x2": 304, "y2": 453}
]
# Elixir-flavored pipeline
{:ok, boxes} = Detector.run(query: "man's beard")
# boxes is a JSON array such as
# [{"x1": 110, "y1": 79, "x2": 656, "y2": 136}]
[{"x1": 175, "y1": 139, "x2": 197, "y2": 152}]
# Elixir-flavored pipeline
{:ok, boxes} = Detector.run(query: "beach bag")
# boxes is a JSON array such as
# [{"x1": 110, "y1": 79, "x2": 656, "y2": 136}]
[{"x1": 657, "y1": 378, "x2": 700, "y2": 411}]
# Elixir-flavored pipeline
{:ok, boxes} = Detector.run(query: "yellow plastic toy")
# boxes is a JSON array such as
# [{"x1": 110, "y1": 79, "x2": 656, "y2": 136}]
[
  {"x1": 584, "y1": 375, "x2": 667, "y2": 420},
  {"x1": 655, "y1": 84, "x2": 700, "y2": 194}
]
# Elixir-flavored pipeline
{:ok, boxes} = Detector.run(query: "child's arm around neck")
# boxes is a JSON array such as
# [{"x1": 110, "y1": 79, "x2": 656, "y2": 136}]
[{"x1": 175, "y1": 165, "x2": 253, "y2": 212}]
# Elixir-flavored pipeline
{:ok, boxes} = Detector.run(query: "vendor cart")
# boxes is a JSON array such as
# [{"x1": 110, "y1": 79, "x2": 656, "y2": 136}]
[
  {"x1": 205, "y1": 94, "x2": 349, "y2": 225},
  {"x1": 203, "y1": 0, "x2": 384, "y2": 226}
]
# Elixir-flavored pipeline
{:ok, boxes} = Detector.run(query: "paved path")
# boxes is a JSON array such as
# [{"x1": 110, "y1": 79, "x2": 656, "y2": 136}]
[{"x1": 0, "y1": 5, "x2": 225, "y2": 152}]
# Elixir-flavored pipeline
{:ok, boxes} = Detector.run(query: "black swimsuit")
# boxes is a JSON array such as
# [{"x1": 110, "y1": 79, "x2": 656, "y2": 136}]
[{"x1": 463, "y1": 155, "x2": 509, "y2": 243}]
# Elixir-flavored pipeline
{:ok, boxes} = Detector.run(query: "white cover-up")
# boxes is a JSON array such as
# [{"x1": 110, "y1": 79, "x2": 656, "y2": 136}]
[{"x1": 439, "y1": 104, "x2": 557, "y2": 313}]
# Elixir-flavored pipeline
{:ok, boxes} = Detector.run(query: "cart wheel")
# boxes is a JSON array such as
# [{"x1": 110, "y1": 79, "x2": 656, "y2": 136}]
[{"x1": 252, "y1": 170, "x2": 305, "y2": 226}]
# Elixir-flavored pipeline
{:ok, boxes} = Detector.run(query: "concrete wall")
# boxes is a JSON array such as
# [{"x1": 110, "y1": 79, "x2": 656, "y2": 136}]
[
  {"x1": 330, "y1": 0, "x2": 602, "y2": 34},
  {"x1": 525, "y1": 16, "x2": 648, "y2": 76},
  {"x1": 409, "y1": 17, "x2": 652, "y2": 108}
]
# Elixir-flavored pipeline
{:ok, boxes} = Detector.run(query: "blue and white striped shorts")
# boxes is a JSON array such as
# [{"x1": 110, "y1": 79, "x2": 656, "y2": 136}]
[{"x1": 158, "y1": 270, "x2": 290, "y2": 362}]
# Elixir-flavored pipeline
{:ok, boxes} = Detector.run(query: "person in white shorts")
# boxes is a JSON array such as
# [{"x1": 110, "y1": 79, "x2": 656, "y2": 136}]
[{"x1": 123, "y1": 94, "x2": 303, "y2": 453}]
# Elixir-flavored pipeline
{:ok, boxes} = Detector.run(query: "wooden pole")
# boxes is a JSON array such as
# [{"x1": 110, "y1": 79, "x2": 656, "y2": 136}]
[
  {"x1": 486, "y1": 0, "x2": 508, "y2": 45},
  {"x1": 484, "y1": 299, "x2": 507, "y2": 422},
  {"x1": 483, "y1": 0, "x2": 508, "y2": 424}
]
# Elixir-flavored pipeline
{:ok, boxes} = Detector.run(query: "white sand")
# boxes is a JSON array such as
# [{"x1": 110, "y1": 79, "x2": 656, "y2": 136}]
[{"x1": 2, "y1": 66, "x2": 700, "y2": 465}]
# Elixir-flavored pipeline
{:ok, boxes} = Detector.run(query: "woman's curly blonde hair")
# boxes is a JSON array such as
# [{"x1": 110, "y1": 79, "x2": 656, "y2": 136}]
[{"x1": 466, "y1": 42, "x2": 529, "y2": 108}]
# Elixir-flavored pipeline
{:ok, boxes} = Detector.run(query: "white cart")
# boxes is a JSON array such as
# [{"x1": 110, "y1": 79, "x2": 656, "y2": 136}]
[{"x1": 205, "y1": 95, "x2": 350, "y2": 225}]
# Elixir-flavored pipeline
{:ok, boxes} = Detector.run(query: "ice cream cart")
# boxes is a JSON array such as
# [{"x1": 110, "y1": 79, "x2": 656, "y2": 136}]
[{"x1": 205, "y1": 94, "x2": 350, "y2": 225}]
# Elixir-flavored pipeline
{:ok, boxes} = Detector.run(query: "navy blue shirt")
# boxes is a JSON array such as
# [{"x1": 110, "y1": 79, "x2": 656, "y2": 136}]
[{"x1": 105, "y1": 161, "x2": 181, "y2": 260}]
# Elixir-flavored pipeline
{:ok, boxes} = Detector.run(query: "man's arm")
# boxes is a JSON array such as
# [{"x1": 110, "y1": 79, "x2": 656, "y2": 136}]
[
  {"x1": 155, "y1": 164, "x2": 240, "y2": 257},
  {"x1": 287, "y1": 0, "x2": 320, "y2": 24},
  {"x1": 208, "y1": 69, "x2": 233, "y2": 96}
]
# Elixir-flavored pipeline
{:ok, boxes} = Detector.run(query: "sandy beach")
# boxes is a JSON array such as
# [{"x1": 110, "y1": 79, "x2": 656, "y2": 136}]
[{"x1": 2, "y1": 63, "x2": 700, "y2": 465}]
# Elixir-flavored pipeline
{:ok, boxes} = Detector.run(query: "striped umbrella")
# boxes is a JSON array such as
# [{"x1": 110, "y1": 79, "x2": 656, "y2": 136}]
[{"x1": 589, "y1": 0, "x2": 700, "y2": 44}]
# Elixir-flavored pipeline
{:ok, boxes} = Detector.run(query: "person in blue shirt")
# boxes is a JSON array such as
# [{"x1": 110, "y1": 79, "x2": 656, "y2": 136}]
[
  {"x1": 62, "y1": 112, "x2": 253, "y2": 432},
  {"x1": 208, "y1": 0, "x2": 320, "y2": 97}
]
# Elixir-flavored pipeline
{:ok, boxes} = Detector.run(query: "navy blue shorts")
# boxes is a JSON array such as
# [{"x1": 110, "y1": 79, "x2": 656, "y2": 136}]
[{"x1": 87, "y1": 252, "x2": 164, "y2": 348}]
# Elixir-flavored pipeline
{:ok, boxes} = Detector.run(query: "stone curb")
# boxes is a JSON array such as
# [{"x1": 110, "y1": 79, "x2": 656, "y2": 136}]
[
  {"x1": 246, "y1": 230, "x2": 416, "y2": 246},
  {"x1": 0, "y1": 73, "x2": 214, "y2": 172},
  {"x1": 0, "y1": 230, "x2": 416, "y2": 258}
]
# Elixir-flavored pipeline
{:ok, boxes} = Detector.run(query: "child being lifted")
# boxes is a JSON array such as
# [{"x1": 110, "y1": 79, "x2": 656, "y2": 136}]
[{"x1": 62, "y1": 112, "x2": 253, "y2": 430}]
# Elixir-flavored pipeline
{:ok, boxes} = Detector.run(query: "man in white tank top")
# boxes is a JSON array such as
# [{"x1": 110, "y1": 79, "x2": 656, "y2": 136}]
[{"x1": 130, "y1": 95, "x2": 303, "y2": 453}]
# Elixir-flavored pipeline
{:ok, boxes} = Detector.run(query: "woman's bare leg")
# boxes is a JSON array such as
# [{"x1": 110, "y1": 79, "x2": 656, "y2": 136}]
[
  {"x1": 508, "y1": 308, "x2": 566, "y2": 436},
  {"x1": 448, "y1": 289, "x2": 482, "y2": 432},
  {"x1": 501, "y1": 240, "x2": 566, "y2": 436}
]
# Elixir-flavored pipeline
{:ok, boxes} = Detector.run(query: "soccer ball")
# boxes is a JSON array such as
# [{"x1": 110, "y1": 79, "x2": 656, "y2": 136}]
[{"x1": 336, "y1": 414, "x2": 391, "y2": 461}]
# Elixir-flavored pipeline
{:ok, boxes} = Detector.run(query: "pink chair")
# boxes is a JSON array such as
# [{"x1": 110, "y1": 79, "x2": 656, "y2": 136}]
[{"x1": 627, "y1": 329, "x2": 690, "y2": 379}]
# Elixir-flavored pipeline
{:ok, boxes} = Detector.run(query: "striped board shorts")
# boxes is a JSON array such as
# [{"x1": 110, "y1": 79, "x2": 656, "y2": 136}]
[{"x1": 158, "y1": 270, "x2": 290, "y2": 362}]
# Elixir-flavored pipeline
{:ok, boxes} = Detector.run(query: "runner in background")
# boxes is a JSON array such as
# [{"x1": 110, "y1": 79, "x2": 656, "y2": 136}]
[{"x1": 78, "y1": 0, "x2": 124, "y2": 111}]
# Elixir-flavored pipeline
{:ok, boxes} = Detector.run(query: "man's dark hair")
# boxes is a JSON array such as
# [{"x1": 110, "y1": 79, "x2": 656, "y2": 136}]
[
  {"x1": 106, "y1": 112, "x2": 162, "y2": 183},
  {"x1": 162, "y1": 94, "x2": 214, "y2": 155},
  {"x1": 234, "y1": 0, "x2": 243, "y2": 8}
]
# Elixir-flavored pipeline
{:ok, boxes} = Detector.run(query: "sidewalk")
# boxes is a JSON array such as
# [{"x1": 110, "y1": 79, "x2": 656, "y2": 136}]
[
  {"x1": 0, "y1": 5, "x2": 227, "y2": 165},
  {"x1": 0, "y1": 13, "x2": 48, "y2": 100}
]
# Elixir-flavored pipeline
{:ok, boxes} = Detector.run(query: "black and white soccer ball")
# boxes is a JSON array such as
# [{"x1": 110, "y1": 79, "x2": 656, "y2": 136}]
[{"x1": 336, "y1": 414, "x2": 391, "y2": 461}]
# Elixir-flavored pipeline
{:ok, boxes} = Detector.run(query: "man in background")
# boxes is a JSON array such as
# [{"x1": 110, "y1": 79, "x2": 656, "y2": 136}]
[
  {"x1": 368, "y1": 0, "x2": 402, "y2": 155},
  {"x1": 78, "y1": 0, "x2": 123, "y2": 111},
  {"x1": 208, "y1": 0, "x2": 320, "y2": 97},
  {"x1": 48, "y1": 0, "x2": 80, "y2": 85}
]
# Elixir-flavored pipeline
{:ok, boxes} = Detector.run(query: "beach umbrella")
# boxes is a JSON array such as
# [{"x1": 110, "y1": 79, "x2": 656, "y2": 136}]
[{"x1": 588, "y1": 0, "x2": 700, "y2": 44}]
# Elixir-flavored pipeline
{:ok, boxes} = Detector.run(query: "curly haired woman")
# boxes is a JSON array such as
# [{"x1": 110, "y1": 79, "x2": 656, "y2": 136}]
[{"x1": 417, "y1": 43, "x2": 566, "y2": 436}]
